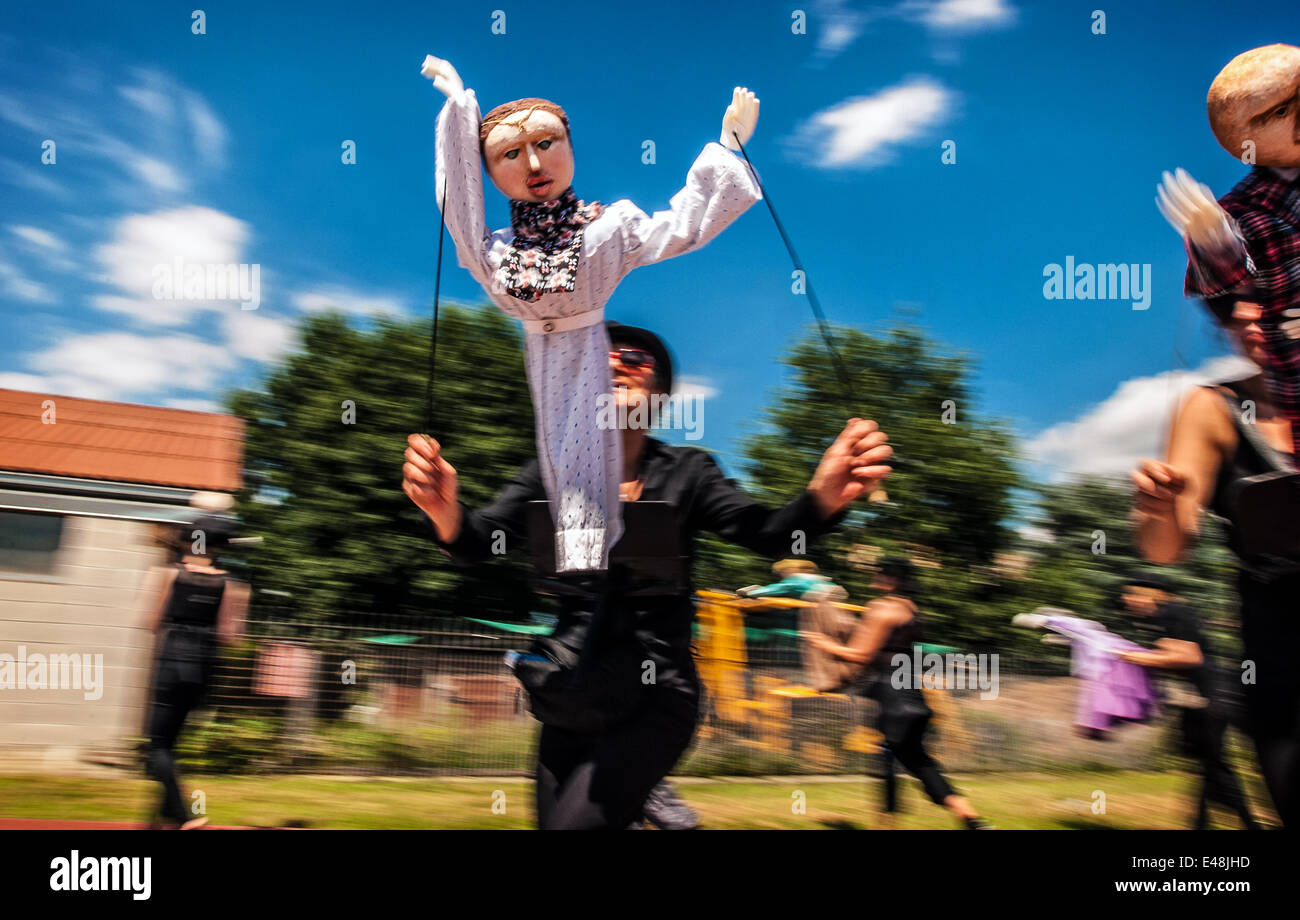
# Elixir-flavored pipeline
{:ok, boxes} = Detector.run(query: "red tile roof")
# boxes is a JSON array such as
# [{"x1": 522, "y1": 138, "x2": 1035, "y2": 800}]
[{"x1": 0, "y1": 389, "x2": 243, "y2": 492}]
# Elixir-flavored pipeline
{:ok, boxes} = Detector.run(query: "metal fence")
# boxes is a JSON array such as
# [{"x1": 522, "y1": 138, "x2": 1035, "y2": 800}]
[{"x1": 159, "y1": 597, "x2": 1200, "y2": 779}]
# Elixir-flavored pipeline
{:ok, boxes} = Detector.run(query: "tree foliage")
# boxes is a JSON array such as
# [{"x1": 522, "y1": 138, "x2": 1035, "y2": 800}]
[
  {"x1": 225, "y1": 310, "x2": 1240, "y2": 661},
  {"x1": 227, "y1": 305, "x2": 537, "y2": 623},
  {"x1": 692, "y1": 323, "x2": 1022, "y2": 648}
]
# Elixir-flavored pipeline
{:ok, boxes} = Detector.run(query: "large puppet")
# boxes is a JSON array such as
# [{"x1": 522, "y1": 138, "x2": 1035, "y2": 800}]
[
  {"x1": 736, "y1": 558, "x2": 855, "y2": 692},
  {"x1": 1156, "y1": 43, "x2": 1300, "y2": 456},
  {"x1": 1013, "y1": 611, "x2": 1159, "y2": 736},
  {"x1": 421, "y1": 54, "x2": 761, "y2": 572}
]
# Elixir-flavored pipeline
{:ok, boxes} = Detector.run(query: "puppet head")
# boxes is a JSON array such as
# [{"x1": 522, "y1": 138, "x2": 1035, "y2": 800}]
[
  {"x1": 1207, "y1": 43, "x2": 1300, "y2": 167},
  {"x1": 480, "y1": 98, "x2": 575, "y2": 202}
]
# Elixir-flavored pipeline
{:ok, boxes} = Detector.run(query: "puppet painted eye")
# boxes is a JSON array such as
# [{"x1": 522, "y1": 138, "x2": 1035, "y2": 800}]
[
  {"x1": 538, "y1": 139, "x2": 552, "y2": 150},
  {"x1": 504, "y1": 149, "x2": 520, "y2": 160}
]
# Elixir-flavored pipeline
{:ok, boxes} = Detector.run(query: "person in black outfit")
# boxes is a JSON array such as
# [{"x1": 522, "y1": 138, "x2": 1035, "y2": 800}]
[
  {"x1": 1133, "y1": 295, "x2": 1298, "y2": 827},
  {"x1": 403, "y1": 321, "x2": 895, "y2": 829},
  {"x1": 802, "y1": 557, "x2": 989, "y2": 828},
  {"x1": 138, "y1": 515, "x2": 248, "y2": 829},
  {"x1": 1114, "y1": 575, "x2": 1261, "y2": 830}
]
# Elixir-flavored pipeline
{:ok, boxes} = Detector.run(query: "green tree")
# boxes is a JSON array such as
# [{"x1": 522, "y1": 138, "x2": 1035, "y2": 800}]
[
  {"x1": 693, "y1": 323, "x2": 1022, "y2": 649},
  {"x1": 227, "y1": 304, "x2": 537, "y2": 624}
]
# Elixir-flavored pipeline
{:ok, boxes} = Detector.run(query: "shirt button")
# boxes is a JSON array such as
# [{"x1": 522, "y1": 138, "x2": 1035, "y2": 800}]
[{"x1": 542, "y1": 321, "x2": 555, "y2": 333}]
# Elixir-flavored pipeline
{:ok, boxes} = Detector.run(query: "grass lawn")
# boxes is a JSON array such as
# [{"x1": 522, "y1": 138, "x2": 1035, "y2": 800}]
[{"x1": 0, "y1": 769, "x2": 1276, "y2": 829}]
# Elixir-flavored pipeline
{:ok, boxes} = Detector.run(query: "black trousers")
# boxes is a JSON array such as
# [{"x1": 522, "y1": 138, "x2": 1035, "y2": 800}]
[
  {"x1": 145, "y1": 643, "x2": 212, "y2": 823},
  {"x1": 1180, "y1": 706, "x2": 1259, "y2": 829},
  {"x1": 1251, "y1": 730, "x2": 1300, "y2": 828},
  {"x1": 534, "y1": 684, "x2": 699, "y2": 829},
  {"x1": 880, "y1": 710, "x2": 956, "y2": 809},
  {"x1": 1239, "y1": 570, "x2": 1300, "y2": 828},
  {"x1": 866, "y1": 681, "x2": 956, "y2": 810}
]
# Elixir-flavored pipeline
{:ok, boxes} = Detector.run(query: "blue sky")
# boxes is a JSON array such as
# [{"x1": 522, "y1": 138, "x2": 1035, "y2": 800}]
[{"x1": 0, "y1": 0, "x2": 1292, "y2": 486}]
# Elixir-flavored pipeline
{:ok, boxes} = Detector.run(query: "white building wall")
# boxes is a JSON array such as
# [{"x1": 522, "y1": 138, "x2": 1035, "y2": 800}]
[{"x1": 0, "y1": 515, "x2": 167, "y2": 768}]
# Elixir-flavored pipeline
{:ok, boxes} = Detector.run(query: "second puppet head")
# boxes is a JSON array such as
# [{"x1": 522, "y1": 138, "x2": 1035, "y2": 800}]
[
  {"x1": 1206, "y1": 43, "x2": 1300, "y2": 168},
  {"x1": 480, "y1": 98, "x2": 575, "y2": 203}
]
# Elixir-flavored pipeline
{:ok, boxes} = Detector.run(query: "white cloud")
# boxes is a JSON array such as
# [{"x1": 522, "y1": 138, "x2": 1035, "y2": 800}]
[
  {"x1": 0, "y1": 157, "x2": 67, "y2": 198},
  {"x1": 785, "y1": 77, "x2": 955, "y2": 169},
  {"x1": 0, "y1": 257, "x2": 54, "y2": 303},
  {"x1": 8, "y1": 225, "x2": 76, "y2": 273},
  {"x1": 911, "y1": 0, "x2": 1016, "y2": 31},
  {"x1": 0, "y1": 372, "x2": 50, "y2": 392},
  {"x1": 118, "y1": 84, "x2": 173, "y2": 120},
  {"x1": 163, "y1": 397, "x2": 223, "y2": 413},
  {"x1": 674, "y1": 376, "x2": 719, "y2": 401},
  {"x1": 9, "y1": 225, "x2": 65, "y2": 251},
  {"x1": 0, "y1": 66, "x2": 229, "y2": 202},
  {"x1": 222, "y1": 309, "x2": 298, "y2": 363},
  {"x1": 1025, "y1": 354, "x2": 1258, "y2": 480},
  {"x1": 810, "y1": 0, "x2": 874, "y2": 60},
  {"x1": 127, "y1": 156, "x2": 184, "y2": 193},
  {"x1": 184, "y1": 91, "x2": 227, "y2": 169},
  {"x1": 804, "y1": 1, "x2": 1016, "y2": 61},
  {"x1": 291, "y1": 286, "x2": 407, "y2": 318},
  {"x1": 12, "y1": 330, "x2": 237, "y2": 401},
  {"x1": 91, "y1": 206, "x2": 251, "y2": 326}
]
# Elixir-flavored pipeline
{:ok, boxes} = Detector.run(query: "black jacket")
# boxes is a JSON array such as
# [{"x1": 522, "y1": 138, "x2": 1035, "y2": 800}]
[{"x1": 433, "y1": 437, "x2": 846, "y2": 694}]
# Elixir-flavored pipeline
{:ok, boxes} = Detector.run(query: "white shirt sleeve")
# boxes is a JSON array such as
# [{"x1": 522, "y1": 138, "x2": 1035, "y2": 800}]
[
  {"x1": 615, "y1": 141, "x2": 762, "y2": 278},
  {"x1": 434, "y1": 88, "x2": 498, "y2": 292}
]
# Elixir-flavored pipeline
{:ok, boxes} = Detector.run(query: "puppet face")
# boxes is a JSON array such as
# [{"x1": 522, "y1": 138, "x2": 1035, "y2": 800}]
[
  {"x1": 1207, "y1": 44, "x2": 1300, "y2": 167},
  {"x1": 483, "y1": 109, "x2": 575, "y2": 203}
]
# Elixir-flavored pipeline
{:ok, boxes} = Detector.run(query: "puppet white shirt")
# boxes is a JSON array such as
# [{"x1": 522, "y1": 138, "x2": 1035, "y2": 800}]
[{"x1": 434, "y1": 87, "x2": 762, "y2": 572}]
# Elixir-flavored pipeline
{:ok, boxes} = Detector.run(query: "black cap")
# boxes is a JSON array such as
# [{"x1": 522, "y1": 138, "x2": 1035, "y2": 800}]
[
  {"x1": 184, "y1": 515, "x2": 235, "y2": 554},
  {"x1": 606, "y1": 321, "x2": 673, "y2": 395}
]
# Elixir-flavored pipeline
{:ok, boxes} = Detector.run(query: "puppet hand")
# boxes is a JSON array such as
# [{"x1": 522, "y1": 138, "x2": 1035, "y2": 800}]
[
  {"x1": 1155, "y1": 168, "x2": 1236, "y2": 252},
  {"x1": 420, "y1": 55, "x2": 464, "y2": 98},
  {"x1": 1283, "y1": 308, "x2": 1300, "y2": 340},
  {"x1": 1011, "y1": 613, "x2": 1048, "y2": 629},
  {"x1": 1131, "y1": 458, "x2": 1187, "y2": 513},
  {"x1": 799, "y1": 631, "x2": 827, "y2": 650},
  {"x1": 808, "y1": 418, "x2": 893, "y2": 517},
  {"x1": 720, "y1": 86, "x2": 759, "y2": 151}
]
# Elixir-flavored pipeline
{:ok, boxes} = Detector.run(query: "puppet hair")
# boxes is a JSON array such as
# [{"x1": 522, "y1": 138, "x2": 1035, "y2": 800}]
[
  {"x1": 1207, "y1": 43, "x2": 1300, "y2": 154},
  {"x1": 480, "y1": 97, "x2": 571, "y2": 148},
  {"x1": 772, "y1": 558, "x2": 820, "y2": 577}
]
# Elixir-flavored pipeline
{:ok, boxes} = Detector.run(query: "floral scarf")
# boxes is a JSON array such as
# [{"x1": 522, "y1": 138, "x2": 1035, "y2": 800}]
[{"x1": 496, "y1": 187, "x2": 604, "y2": 303}]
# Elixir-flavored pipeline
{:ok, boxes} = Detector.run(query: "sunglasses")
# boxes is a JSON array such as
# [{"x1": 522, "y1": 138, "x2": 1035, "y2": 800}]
[{"x1": 609, "y1": 347, "x2": 656, "y2": 370}]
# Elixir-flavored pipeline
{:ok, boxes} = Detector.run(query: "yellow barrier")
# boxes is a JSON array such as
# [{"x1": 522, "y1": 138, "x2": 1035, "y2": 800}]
[{"x1": 691, "y1": 590, "x2": 974, "y2": 759}]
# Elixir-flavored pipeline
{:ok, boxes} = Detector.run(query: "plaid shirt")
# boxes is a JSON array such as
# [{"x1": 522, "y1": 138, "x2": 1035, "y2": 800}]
[{"x1": 1185, "y1": 166, "x2": 1300, "y2": 453}]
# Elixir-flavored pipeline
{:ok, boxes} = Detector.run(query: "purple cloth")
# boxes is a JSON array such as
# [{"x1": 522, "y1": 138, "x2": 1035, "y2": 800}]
[{"x1": 1044, "y1": 616, "x2": 1159, "y2": 733}]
